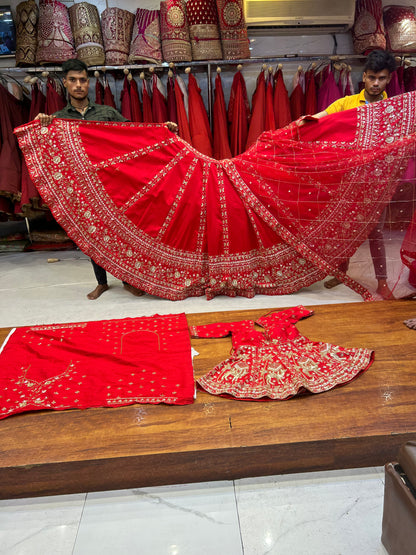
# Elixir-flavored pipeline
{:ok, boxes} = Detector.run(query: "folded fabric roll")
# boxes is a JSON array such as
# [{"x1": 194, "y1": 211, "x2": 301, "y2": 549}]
[
  {"x1": 128, "y1": 8, "x2": 162, "y2": 64},
  {"x1": 101, "y1": 7, "x2": 135, "y2": 66},
  {"x1": 69, "y1": 2, "x2": 105, "y2": 66},
  {"x1": 160, "y1": 0, "x2": 192, "y2": 62},
  {"x1": 215, "y1": 0, "x2": 250, "y2": 59},
  {"x1": 36, "y1": 0, "x2": 76, "y2": 64},
  {"x1": 383, "y1": 4, "x2": 416, "y2": 53},
  {"x1": 187, "y1": 0, "x2": 223, "y2": 61},
  {"x1": 15, "y1": 0, "x2": 39, "y2": 67},
  {"x1": 352, "y1": 0, "x2": 386, "y2": 55}
]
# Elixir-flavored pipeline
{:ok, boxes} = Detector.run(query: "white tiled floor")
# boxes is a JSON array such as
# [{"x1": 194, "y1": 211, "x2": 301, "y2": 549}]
[{"x1": 0, "y1": 250, "x2": 390, "y2": 554}]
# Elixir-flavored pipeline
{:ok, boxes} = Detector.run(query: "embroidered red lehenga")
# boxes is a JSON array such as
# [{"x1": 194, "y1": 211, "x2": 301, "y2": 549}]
[{"x1": 15, "y1": 91, "x2": 416, "y2": 301}]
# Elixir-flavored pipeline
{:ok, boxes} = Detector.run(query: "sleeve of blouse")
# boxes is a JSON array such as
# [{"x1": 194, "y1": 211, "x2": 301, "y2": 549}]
[
  {"x1": 256, "y1": 306, "x2": 313, "y2": 327},
  {"x1": 189, "y1": 320, "x2": 253, "y2": 338}
]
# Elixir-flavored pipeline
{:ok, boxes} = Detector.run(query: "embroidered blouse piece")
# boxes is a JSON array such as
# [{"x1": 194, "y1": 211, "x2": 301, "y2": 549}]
[
  {"x1": 191, "y1": 307, "x2": 374, "y2": 400},
  {"x1": 15, "y1": 91, "x2": 416, "y2": 301},
  {"x1": 0, "y1": 313, "x2": 195, "y2": 419}
]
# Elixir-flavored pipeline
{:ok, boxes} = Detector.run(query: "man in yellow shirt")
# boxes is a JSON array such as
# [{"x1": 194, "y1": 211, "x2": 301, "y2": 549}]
[{"x1": 312, "y1": 50, "x2": 397, "y2": 299}]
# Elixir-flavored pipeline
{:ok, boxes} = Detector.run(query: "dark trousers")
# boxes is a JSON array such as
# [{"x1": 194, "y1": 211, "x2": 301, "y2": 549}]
[{"x1": 90, "y1": 259, "x2": 127, "y2": 285}]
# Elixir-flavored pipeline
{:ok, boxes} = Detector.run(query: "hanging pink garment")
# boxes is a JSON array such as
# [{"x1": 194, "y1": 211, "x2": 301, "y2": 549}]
[
  {"x1": 15, "y1": 91, "x2": 416, "y2": 301},
  {"x1": 192, "y1": 307, "x2": 373, "y2": 400},
  {"x1": 0, "y1": 313, "x2": 195, "y2": 419},
  {"x1": 212, "y1": 71, "x2": 232, "y2": 160},
  {"x1": 317, "y1": 65, "x2": 342, "y2": 112}
]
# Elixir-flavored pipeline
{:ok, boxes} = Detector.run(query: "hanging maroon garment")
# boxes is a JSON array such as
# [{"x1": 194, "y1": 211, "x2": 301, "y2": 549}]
[
  {"x1": 15, "y1": 91, "x2": 416, "y2": 301},
  {"x1": 264, "y1": 74, "x2": 276, "y2": 132},
  {"x1": 404, "y1": 66, "x2": 416, "y2": 93},
  {"x1": 0, "y1": 313, "x2": 195, "y2": 419},
  {"x1": 174, "y1": 75, "x2": 191, "y2": 143},
  {"x1": 273, "y1": 68, "x2": 291, "y2": 129},
  {"x1": 246, "y1": 70, "x2": 266, "y2": 150},
  {"x1": 0, "y1": 84, "x2": 29, "y2": 202},
  {"x1": 95, "y1": 78, "x2": 104, "y2": 105},
  {"x1": 151, "y1": 74, "x2": 168, "y2": 123},
  {"x1": 228, "y1": 70, "x2": 250, "y2": 156},
  {"x1": 401, "y1": 208, "x2": 416, "y2": 288},
  {"x1": 290, "y1": 69, "x2": 305, "y2": 121},
  {"x1": 213, "y1": 72, "x2": 232, "y2": 160},
  {"x1": 192, "y1": 307, "x2": 373, "y2": 400},
  {"x1": 166, "y1": 73, "x2": 178, "y2": 124},
  {"x1": 103, "y1": 79, "x2": 116, "y2": 109},
  {"x1": 129, "y1": 77, "x2": 143, "y2": 123},
  {"x1": 120, "y1": 75, "x2": 132, "y2": 120},
  {"x1": 304, "y1": 67, "x2": 317, "y2": 115},
  {"x1": 187, "y1": 72, "x2": 213, "y2": 157},
  {"x1": 386, "y1": 69, "x2": 405, "y2": 98},
  {"x1": 45, "y1": 77, "x2": 66, "y2": 114},
  {"x1": 141, "y1": 78, "x2": 153, "y2": 123}
]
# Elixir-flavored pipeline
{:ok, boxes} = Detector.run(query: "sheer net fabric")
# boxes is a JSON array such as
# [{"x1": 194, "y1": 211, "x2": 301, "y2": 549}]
[{"x1": 15, "y1": 91, "x2": 416, "y2": 301}]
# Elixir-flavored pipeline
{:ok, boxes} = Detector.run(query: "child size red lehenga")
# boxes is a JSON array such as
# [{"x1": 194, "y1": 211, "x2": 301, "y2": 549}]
[
  {"x1": 15, "y1": 91, "x2": 416, "y2": 301},
  {"x1": 191, "y1": 306, "x2": 374, "y2": 399}
]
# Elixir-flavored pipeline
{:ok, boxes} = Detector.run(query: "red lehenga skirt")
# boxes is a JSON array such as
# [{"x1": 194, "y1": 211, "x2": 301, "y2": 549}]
[{"x1": 15, "y1": 91, "x2": 416, "y2": 301}]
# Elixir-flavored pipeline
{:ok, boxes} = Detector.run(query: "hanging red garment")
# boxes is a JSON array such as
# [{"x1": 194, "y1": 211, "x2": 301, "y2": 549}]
[
  {"x1": 151, "y1": 73, "x2": 168, "y2": 123},
  {"x1": 103, "y1": 78, "x2": 116, "y2": 108},
  {"x1": 228, "y1": 70, "x2": 250, "y2": 156},
  {"x1": 45, "y1": 77, "x2": 66, "y2": 114},
  {"x1": 212, "y1": 71, "x2": 231, "y2": 160},
  {"x1": 141, "y1": 77, "x2": 153, "y2": 123},
  {"x1": 129, "y1": 76, "x2": 143, "y2": 123},
  {"x1": 0, "y1": 313, "x2": 195, "y2": 419},
  {"x1": 187, "y1": 72, "x2": 213, "y2": 156},
  {"x1": 166, "y1": 73, "x2": 178, "y2": 124},
  {"x1": 264, "y1": 72, "x2": 276, "y2": 132},
  {"x1": 290, "y1": 68, "x2": 305, "y2": 121},
  {"x1": 95, "y1": 78, "x2": 104, "y2": 105},
  {"x1": 173, "y1": 75, "x2": 191, "y2": 143},
  {"x1": 273, "y1": 68, "x2": 291, "y2": 129},
  {"x1": 401, "y1": 208, "x2": 416, "y2": 288},
  {"x1": 404, "y1": 66, "x2": 416, "y2": 92},
  {"x1": 192, "y1": 307, "x2": 373, "y2": 400},
  {"x1": 15, "y1": 92, "x2": 416, "y2": 301},
  {"x1": 304, "y1": 67, "x2": 317, "y2": 115},
  {"x1": 120, "y1": 75, "x2": 132, "y2": 120},
  {"x1": 246, "y1": 69, "x2": 266, "y2": 150},
  {"x1": 386, "y1": 68, "x2": 405, "y2": 98}
]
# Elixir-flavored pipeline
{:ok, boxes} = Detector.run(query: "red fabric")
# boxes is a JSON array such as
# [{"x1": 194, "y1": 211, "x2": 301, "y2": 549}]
[
  {"x1": 273, "y1": 68, "x2": 291, "y2": 129},
  {"x1": 213, "y1": 72, "x2": 232, "y2": 160},
  {"x1": 246, "y1": 70, "x2": 266, "y2": 150},
  {"x1": 151, "y1": 74, "x2": 168, "y2": 123},
  {"x1": 0, "y1": 313, "x2": 195, "y2": 419},
  {"x1": 120, "y1": 75, "x2": 132, "y2": 120},
  {"x1": 187, "y1": 73, "x2": 213, "y2": 156},
  {"x1": 174, "y1": 77, "x2": 191, "y2": 143},
  {"x1": 141, "y1": 79, "x2": 153, "y2": 123},
  {"x1": 228, "y1": 70, "x2": 250, "y2": 156},
  {"x1": 129, "y1": 77, "x2": 143, "y2": 122},
  {"x1": 15, "y1": 92, "x2": 416, "y2": 301},
  {"x1": 352, "y1": 0, "x2": 386, "y2": 54},
  {"x1": 192, "y1": 306, "x2": 373, "y2": 399}
]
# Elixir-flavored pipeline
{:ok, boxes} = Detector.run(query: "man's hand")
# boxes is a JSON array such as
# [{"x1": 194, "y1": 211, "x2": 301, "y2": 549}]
[
  {"x1": 164, "y1": 121, "x2": 178, "y2": 134},
  {"x1": 34, "y1": 113, "x2": 55, "y2": 126}
]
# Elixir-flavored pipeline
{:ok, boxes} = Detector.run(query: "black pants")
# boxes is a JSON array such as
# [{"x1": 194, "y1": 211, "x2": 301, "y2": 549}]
[{"x1": 90, "y1": 259, "x2": 127, "y2": 286}]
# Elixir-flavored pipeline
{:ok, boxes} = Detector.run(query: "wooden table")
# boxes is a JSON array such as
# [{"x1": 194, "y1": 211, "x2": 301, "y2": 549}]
[{"x1": 1, "y1": 300, "x2": 415, "y2": 499}]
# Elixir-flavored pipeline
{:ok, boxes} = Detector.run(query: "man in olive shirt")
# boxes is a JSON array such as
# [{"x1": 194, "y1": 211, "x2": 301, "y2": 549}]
[{"x1": 36, "y1": 59, "x2": 154, "y2": 299}]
